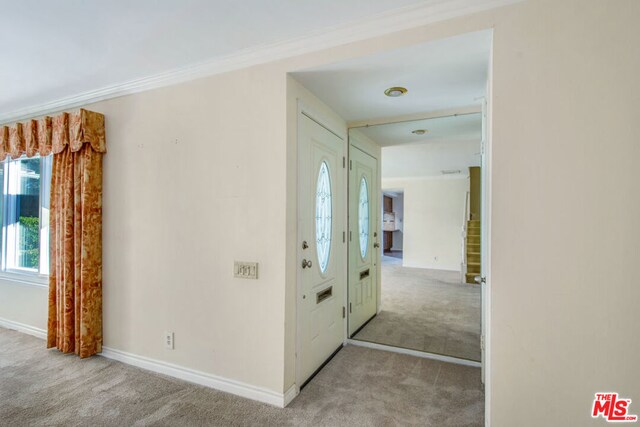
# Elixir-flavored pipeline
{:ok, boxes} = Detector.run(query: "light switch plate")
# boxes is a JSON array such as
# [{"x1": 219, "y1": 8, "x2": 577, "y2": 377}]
[{"x1": 234, "y1": 261, "x2": 258, "y2": 279}]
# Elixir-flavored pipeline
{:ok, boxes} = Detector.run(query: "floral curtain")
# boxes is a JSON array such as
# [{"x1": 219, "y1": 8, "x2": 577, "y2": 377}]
[{"x1": 0, "y1": 109, "x2": 106, "y2": 358}]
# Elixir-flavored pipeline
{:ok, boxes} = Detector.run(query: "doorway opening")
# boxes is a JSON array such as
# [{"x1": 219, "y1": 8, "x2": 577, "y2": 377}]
[
  {"x1": 291, "y1": 28, "x2": 492, "y2": 393},
  {"x1": 382, "y1": 191, "x2": 403, "y2": 260}
]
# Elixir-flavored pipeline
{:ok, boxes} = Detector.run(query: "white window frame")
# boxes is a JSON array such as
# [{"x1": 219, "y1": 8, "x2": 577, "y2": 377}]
[{"x1": 0, "y1": 155, "x2": 52, "y2": 287}]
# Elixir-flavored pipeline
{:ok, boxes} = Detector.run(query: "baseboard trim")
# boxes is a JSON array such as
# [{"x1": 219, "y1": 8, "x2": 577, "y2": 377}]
[
  {"x1": 346, "y1": 339, "x2": 481, "y2": 368},
  {"x1": 100, "y1": 346, "x2": 293, "y2": 407},
  {"x1": 0, "y1": 318, "x2": 294, "y2": 408},
  {"x1": 283, "y1": 384, "x2": 299, "y2": 407},
  {"x1": 401, "y1": 264, "x2": 463, "y2": 272},
  {"x1": 0, "y1": 317, "x2": 47, "y2": 340}
]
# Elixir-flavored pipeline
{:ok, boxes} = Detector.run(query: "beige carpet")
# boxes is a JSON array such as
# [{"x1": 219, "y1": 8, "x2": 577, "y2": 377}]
[
  {"x1": 354, "y1": 256, "x2": 481, "y2": 361},
  {"x1": 0, "y1": 327, "x2": 484, "y2": 426}
]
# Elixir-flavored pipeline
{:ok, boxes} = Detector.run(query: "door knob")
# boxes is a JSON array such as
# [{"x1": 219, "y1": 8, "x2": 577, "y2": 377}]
[
  {"x1": 302, "y1": 259, "x2": 313, "y2": 269},
  {"x1": 302, "y1": 241, "x2": 309, "y2": 250},
  {"x1": 474, "y1": 275, "x2": 486, "y2": 284},
  {"x1": 373, "y1": 242, "x2": 380, "y2": 248}
]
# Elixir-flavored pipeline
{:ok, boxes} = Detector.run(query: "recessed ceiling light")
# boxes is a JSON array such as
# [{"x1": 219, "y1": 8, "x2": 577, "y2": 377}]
[
  {"x1": 384, "y1": 86, "x2": 408, "y2": 97},
  {"x1": 412, "y1": 129, "x2": 428, "y2": 135}
]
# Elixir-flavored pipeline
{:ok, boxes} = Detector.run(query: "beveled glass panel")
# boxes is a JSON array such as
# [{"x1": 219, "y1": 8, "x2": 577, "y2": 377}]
[
  {"x1": 315, "y1": 161, "x2": 332, "y2": 273},
  {"x1": 358, "y1": 176, "x2": 369, "y2": 259}
]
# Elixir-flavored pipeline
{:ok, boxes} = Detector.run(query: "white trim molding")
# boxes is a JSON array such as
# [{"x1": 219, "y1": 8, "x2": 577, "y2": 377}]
[
  {"x1": 99, "y1": 347, "x2": 296, "y2": 408},
  {"x1": 0, "y1": 320, "x2": 297, "y2": 408},
  {"x1": 0, "y1": 317, "x2": 47, "y2": 340},
  {"x1": 0, "y1": 0, "x2": 522, "y2": 125},
  {"x1": 347, "y1": 339, "x2": 481, "y2": 368},
  {"x1": 283, "y1": 385, "x2": 299, "y2": 407}
]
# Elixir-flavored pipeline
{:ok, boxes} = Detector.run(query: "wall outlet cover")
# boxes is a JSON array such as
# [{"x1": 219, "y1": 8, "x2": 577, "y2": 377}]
[{"x1": 165, "y1": 331, "x2": 174, "y2": 350}]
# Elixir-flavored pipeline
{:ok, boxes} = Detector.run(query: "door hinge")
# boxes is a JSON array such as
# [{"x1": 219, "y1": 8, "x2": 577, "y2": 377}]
[
  {"x1": 480, "y1": 334, "x2": 485, "y2": 351},
  {"x1": 342, "y1": 306, "x2": 346, "y2": 318},
  {"x1": 343, "y1": 156, "x2": 346, "y2": 168},
  {"x1": 343, "y1": 231, "x2": 345, "y2": 243},
  {"x1": 349, "y1": 231, "x2": 352, "y2": 241},
  {"x1": 349, "y1": 160, "x2": 352, "y2": 170},
  {"x1": 349, "y1": 302, "x2": 352, "y2": 313}
]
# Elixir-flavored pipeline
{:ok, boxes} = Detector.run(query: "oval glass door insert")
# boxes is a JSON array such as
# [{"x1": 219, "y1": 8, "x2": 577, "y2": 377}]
[
  {"x1": 358, "y1": 176, "x2": 369, "y2": 259},
  {"x1": 315, "y1": 161, "x2": 332, "y2": 273}
]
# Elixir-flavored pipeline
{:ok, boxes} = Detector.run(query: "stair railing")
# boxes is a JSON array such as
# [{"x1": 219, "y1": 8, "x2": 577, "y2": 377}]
[{"x1": 461, "y1": 190, "x2": 470, "y2": 282}]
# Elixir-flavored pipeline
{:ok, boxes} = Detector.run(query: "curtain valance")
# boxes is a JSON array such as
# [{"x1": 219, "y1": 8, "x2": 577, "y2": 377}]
[
  {"x1": 0, "y1": 109, "x2": 106, "y2": 160},
  {"x1": 2, "y1": 107, "x2": 106, "y2": 359}
]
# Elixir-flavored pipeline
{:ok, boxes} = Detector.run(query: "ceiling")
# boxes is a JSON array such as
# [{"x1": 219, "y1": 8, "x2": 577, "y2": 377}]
[
  {"x1": 0, "y1": 0, "x2": 448, "y2": 118},
  {"x1": 352, "y1": 114, "x2": 482, "y2": 179},
  {"x1": 357, "y1": 113, "x2": 481, "y2": 147},
  {"x1": 291, "y1": 30, "x2": 491, "y2": 122}
]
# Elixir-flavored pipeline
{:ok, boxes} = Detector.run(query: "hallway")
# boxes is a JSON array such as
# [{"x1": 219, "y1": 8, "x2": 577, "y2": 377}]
[{"x1": 353, "y1": 256, "x2": 481, "y2": 361}]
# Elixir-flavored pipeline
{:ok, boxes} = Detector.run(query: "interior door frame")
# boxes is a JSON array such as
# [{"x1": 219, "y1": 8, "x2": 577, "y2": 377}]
[
  {"x1": 482, "y1": 31, "x2": 494, "y2": 427},
  {"x1": 293, "y1": 33, "x2": 494, "y2": 421},
  {"x1": 295, "y1": 100, "x2": 348, "y2": 391}
]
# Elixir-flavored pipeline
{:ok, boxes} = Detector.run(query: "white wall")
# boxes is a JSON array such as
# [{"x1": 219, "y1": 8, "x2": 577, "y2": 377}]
[
  {"x1": 382, "y1": 139, "x2": 480, "y2": 179},
  {"x1": 0, "y1": 1, "x2": 638, "y2": 425},
  {"x1": 383, "y1": 177, "x2": 467, "y2": 271}
]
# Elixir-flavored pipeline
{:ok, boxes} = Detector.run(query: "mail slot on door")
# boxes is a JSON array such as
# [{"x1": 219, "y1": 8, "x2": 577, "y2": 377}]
[
  {"x1": 359, "y1": 269, "x2": 370, "y2": 280},
  {"x1": 316, "y1": 286, "x2": 333, "y2": 304}
]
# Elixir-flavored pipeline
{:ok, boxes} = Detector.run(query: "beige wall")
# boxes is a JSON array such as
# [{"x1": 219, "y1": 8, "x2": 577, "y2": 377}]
[
  {"x1": 383, "y1": 177, "x2": 468, "y2": 271},
  {"x1": 1, "y1": 0, "x2": 639, "y2": 424},
  {"x1": 100, "y1": 66, "x2": 290, "y2": 392},
  {"x1": 3, "y1": 65, "x2": 291, "y2": 395},
  {"x1": 0, "y1": 281, "x2": 47, "y2": 330},
  {"x1": 283, "y1": 3, "x2": 640, "y2": 424}
]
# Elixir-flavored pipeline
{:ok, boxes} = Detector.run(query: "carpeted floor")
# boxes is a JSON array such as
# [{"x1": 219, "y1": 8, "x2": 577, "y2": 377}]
[
  {"x1": 0, "y1": 327, "x2": 484, "y2": 426},
  {"x1": 353, "y1": 257, "x2": 481, "y2": 361}
]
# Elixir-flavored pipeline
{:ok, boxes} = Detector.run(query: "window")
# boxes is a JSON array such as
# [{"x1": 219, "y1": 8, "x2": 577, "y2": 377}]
[
  {"x1": 0, "y1": 155, "x2": 52, "y2": 283},
  {"x1": 315, "y1": 161, "x2": 332, "y2": 273},
  {"x1": 358, "y1": 176, "x2": 369, "y2": 259}
]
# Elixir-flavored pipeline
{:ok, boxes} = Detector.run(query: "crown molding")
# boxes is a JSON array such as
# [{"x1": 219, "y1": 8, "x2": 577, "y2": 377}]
[{"x1": 0, "y1": 0, "x2": 521, "y2": 125}]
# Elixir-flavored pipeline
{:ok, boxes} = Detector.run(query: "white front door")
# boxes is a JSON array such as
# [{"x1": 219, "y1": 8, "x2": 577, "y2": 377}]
[
  {"x1": 298, "y1": 113, "x2": 345, "y2": 385},
  {"x1": 348, "y1": 145, "x2": 378, "y2": 337}
]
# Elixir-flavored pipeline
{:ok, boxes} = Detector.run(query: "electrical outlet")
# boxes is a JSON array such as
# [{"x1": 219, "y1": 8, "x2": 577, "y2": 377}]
[
  {"x1": 165, "y1": 331, "x2": 174, "y2": 350},
  {"x1": 234, "y1": 261, "x2": 258, "y2": 279}
]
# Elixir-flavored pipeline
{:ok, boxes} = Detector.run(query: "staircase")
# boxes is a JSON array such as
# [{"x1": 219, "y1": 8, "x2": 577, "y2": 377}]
[{"x1": 465, "y1": 219, "x2": 481, "y2": 284}]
